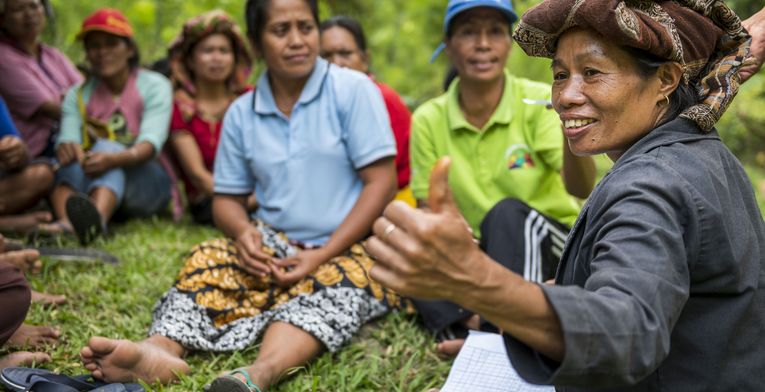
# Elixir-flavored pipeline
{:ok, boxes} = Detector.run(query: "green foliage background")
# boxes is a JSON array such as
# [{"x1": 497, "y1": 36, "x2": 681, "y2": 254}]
[
  {"x1": 11, "y1": 2, "x2": 765, "y2": 390},
  {"x1": 45, "y1": 0, "x2": 765, "y2": 167}
]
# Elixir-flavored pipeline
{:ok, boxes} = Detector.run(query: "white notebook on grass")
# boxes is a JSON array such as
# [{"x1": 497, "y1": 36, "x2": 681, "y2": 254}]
[{"x1": 441, "y1": 331, "x2": 555, "y2": 392}]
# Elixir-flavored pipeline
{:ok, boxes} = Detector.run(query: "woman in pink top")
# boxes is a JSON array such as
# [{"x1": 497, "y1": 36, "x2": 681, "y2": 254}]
[
  {"x1": 167, "y1": 10, "x2": 254, "y2": 225},
  {"x1": 0, "y1": 0, "x2": 82, "y2": 159}
]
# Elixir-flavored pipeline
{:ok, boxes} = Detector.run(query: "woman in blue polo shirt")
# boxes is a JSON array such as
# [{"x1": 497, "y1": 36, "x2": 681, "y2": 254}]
[{"x1": 78, "y1": 0, "x2": 406, "y2": 390}]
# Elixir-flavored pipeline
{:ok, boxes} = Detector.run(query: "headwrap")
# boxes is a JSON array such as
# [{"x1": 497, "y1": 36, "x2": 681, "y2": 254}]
[
  {"x1": 513, "y1": 0, "x2": 754, "y2": 132},
  {"x1": 168, "y1": 10, "x2": 252, "y2": 121}
]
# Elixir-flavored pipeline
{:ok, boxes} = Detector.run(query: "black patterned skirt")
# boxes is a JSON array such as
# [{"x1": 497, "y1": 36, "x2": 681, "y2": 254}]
[{"x1": 149, "y1": 221, "x2": 410, "y2": 352}]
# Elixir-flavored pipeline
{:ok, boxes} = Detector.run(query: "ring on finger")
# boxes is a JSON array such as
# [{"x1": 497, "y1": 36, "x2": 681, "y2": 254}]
[{"x1": 383, "y1": 223, "x2": 397, "y2": 240}]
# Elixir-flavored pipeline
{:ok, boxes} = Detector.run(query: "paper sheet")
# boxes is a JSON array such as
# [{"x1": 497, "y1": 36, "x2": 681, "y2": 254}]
[{"x1": 441, "y1": 331, "x2": 555, "y2": 392}]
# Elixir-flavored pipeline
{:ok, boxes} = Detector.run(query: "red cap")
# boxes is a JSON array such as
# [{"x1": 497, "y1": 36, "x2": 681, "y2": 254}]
[{"x1": 76, "y1": 8, "x2": 134, "y2": 40}]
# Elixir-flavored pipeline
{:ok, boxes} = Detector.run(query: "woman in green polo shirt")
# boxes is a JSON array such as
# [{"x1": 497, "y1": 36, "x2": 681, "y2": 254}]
[{"x1": 410, "y1": 0, "x2": 595, "y2": 355}]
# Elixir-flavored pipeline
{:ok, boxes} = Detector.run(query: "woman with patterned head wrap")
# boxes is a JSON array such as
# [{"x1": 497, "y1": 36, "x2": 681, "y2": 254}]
[
  {"x1": 366, "y1": 1, "x2": 765, "y2": 390},
  {"x1": 166, "y1": 10, "x2": 254, "y2": 225}
]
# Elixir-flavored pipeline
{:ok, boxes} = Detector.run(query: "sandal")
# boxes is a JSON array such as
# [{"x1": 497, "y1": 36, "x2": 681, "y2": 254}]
[
  {"x1": 204, "y1": 369, "x2": 262, "y2": 392},
  {"x1": 65, "y1": 194, "x2": 106, "y2": 245},
  {"x1": 0, "y1": 367, "x2": 144, "y2": 391}
]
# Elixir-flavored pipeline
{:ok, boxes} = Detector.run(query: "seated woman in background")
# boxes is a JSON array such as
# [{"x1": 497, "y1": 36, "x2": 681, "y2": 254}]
[
  {"x1": 0, "y1": 0, "x2": 82, "y2": 159},
  {"x1": 319, "y1": 15, "x2": 413, "y2": 204},
  {"x1": 0, "y1": 0, "x2": 82, "y2": 232},
  {"x1": 368, "y1": 0, "x2": 765, "y2": 390},
  {"x1": 0, "y1": 96, "x2": 55, "y2": 233},
  {"x1": 79, "y1": 0, "x2": 408, "y2": 391},
  {"x1": 0, "y1": 234, "x2": 56, "y2": 371},
  {"x1": 167, "y1": 10, "x2": 255, "y2": 225},
  {"x1": 51, "y1": 8, "x2": 173, "y2": 244},
  {"x1": 406, "y1": 0, "x2": 594, "y2": 356}
]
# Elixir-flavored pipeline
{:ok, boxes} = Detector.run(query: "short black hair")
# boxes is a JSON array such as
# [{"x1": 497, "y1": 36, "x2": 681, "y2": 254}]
[
  {"x1": 319, "y1": 15, "x2": 367, "y2": 52},
  {"x1": 125, "y1": 37, "x2": 141, "y2": 69},
  {"x1": 245, "y1": 0, "x2": 319, "y2": 52},
  {"x1": 623, "y1": 46, "x2": 697, "y2": 125}
]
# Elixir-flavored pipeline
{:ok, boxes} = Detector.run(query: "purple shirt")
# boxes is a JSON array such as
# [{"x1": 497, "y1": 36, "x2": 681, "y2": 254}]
[{"x1": 0, "y1": 39, "x2": 82, "y2": 157}]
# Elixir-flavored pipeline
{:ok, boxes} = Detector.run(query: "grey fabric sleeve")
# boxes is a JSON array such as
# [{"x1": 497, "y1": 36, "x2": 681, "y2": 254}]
[{"x1": 506, "y1": 157, "x2": 697, "y2": 387}]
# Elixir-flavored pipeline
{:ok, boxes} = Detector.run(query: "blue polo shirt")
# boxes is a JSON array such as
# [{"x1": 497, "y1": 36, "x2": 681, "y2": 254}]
[
  {"x1": 214, "y1": 58, "x2": 395, "y2": 245},
  {"x1": 0, "y1": 96, "x2": 20, "y2": 138}
]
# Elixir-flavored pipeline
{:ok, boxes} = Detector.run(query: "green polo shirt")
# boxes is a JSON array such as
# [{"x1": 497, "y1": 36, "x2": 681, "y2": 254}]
[{"x1": 411, "y1": 70, "x2": 580, "y2": 237}]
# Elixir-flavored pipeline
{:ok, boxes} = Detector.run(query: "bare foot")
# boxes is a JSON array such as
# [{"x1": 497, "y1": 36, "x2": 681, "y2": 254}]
[
  {"x1": 0, "y1": 211, "x2": 53, "y2": 233},
  {"x1": 0, "y1": 351, "x2": 51, "y2": 369},
  {"x1": 80, "y1": 337, "x2": 189, "y2": 384},
  {"x1": 0, "y1": 249, "x2": 42, "y2": 274},
  {"x1": 6, "y1": 324, "x2": 60, "y2": 349},
  {"x1": 436, "y1": 339, "x2": 465, "y2": 358},
  {"x1": 31, "y1": 290, "x2": 67, "y2": 306}
]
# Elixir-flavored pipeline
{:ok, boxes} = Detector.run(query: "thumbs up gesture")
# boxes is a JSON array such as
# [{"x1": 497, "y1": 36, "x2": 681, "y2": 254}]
[{"x1": 367, "y1": 157, "x2": 491, "y2": 300}]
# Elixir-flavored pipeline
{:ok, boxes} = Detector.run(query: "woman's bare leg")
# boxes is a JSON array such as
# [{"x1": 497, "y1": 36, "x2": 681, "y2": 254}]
[
  {"x1": 89, "y1": 187, "x2": 117, "y2": 225},
  {"x1": 0, "y1": 164, "x2": 53, "y2": 215},
  {"x1": 232, "y1": 322, "x2": 323, "y2": 389},
  {"x1": 50, "y1": 184, "x2": 74, "y2": 228},
  {"x1": 80, "y1": 335, "x2": 190, "y2": 384}
]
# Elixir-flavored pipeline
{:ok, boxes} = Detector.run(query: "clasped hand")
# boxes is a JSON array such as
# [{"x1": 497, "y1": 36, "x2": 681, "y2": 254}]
[
  {"x1": 366, "y1": 157, "x2": 490, "y2": 301},
  {"x1": 56, "y1": 143, "x2": 115, "y2": 176},
  {"x1": 234, "y1": 225, "x2": 327, "y2": 287},
  {"x1": 0, "y1": 136, "x2": 28, "y2": 171}
]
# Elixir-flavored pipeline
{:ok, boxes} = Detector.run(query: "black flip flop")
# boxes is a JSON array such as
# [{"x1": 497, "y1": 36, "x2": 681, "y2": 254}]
[
  {"x1": 65, "y1": 193, "x2": 104, "y2": 246},
  {"x1": 0, "y1": 367, "x2": 144, "y2": 391}
]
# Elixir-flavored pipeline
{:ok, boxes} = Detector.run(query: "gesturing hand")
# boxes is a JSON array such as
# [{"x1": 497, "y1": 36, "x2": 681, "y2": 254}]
[
  {"x1": 366, "y1": 157, "x2": 490, "y2": 301},
  {"x1": 741, "y1": 7, "x2": 765, "y2": 83},
  {"x1": 234, "y1": 225, "x2": 273, "y2": 277},
  {"x1": 269, "y1": 248, "x2": 327, "y2": 287}
]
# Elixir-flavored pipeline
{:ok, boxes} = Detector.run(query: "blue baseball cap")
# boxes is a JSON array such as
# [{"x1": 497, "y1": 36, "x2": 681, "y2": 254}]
[{"x1": 430, "y1": 0, "x2": 519, "y2": 63}]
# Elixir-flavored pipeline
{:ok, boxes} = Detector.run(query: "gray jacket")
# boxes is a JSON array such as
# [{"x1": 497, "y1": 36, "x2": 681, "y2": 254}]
[{"x1": 505, "y1": 118, "x2": 765, "y2": 391}]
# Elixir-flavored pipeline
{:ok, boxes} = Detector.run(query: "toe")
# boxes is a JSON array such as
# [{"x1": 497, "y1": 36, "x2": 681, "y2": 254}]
[
  {"x1": 436, "y1": 339, "x2": 465, "y2": 358},
  {"x1": 88, "y1": 336, "x2": 118, "y2": 355},
  {"x1": 81, "y1": 345, "x2": 94, "y2": 359},
  {"x1": 34, "y1": 211, "x2": 53, "y2": 223},
  {"x1": 29, "y1": 352, "x2": 52, "y2": 364},
  {"x1": 12, "y1": 351, "x2": 52, "y2": 366}
]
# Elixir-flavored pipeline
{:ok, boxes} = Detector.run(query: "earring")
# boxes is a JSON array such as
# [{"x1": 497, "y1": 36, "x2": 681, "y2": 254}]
[{"x1": 663, "y1": 94, "x2": 670, "y2": 106}]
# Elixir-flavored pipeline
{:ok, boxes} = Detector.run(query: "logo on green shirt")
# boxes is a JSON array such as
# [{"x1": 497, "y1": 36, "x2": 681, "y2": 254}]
[{"x1": 505, "y1": 144, "x2": 535, "y2": 169}]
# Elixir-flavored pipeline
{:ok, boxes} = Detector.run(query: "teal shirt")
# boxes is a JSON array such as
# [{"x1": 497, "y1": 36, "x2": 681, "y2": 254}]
[{"x1": 57, "y1": 69, "x2": 172, "y2": 155}]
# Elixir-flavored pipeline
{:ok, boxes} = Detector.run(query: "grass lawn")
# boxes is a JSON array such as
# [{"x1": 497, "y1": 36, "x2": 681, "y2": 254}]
[
  {"x1": 8, "y1": 156, "x2": 765, "y2": 392},
  {"x1": 12, "y1": 219, "x2": 452, "y2": 391}
]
